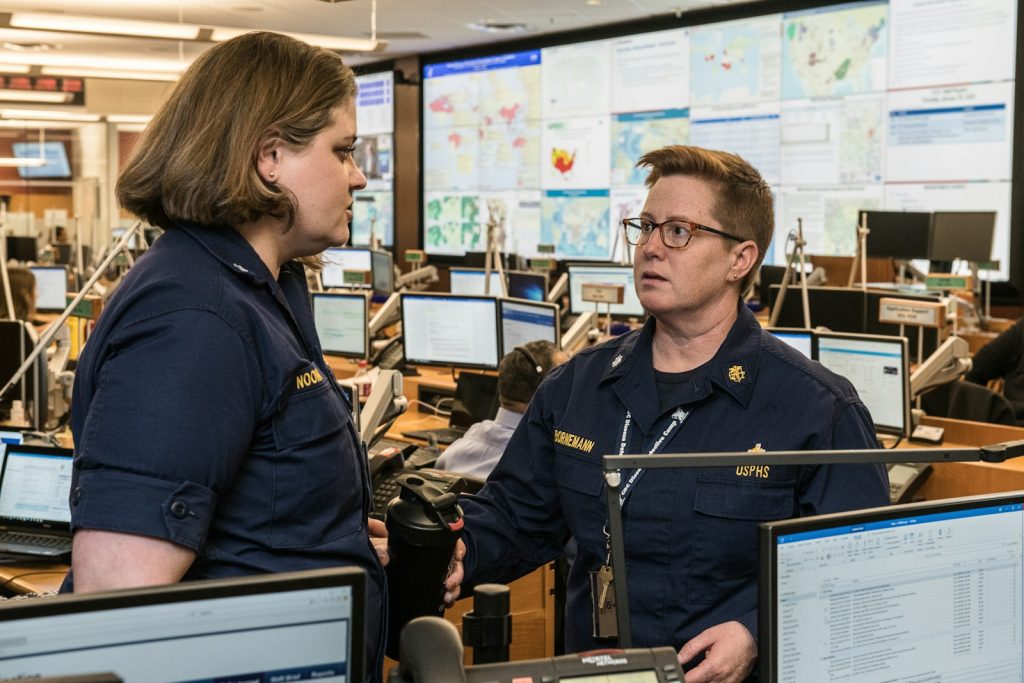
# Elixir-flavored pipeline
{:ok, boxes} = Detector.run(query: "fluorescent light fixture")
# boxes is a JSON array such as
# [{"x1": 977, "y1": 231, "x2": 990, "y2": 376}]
[
  {"x1": 9, "y1": 12, "x2": 201, "y2": 41},
  {"x1": 209, "y1": 28, "x2": 386, "y2": 52},
  {"x1": 0, "y1": 157, "x2": 46, "y2": 167},
  {"x1": 106, "y1": 114, "x2": 152, "y2": 124},
  {"x1": 40, "y1": 66, "x2": 180, "y2": 82},
  {"x1": 0, "y1": 53, "x2": 185, "y2": 74},
  {"x1": 0, "y1": 89, "x2": 73, "y2": 104},
  {"x1": 0, "y1": 64, "x2": 32, "y2": 74},
  {"x1": 0, "y1": 109, "x2": 101, "y2": 122}
]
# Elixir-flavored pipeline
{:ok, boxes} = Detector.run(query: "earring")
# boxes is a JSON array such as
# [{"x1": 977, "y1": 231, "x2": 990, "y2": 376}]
[{"x1": 268, "y1": 171, "x2": 276, "y2": 179}]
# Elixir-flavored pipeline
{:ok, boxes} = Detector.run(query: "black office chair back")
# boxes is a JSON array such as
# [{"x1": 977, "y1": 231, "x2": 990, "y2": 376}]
[{"x1": 920, "y1": 380, "x2": 1018, "y2": 427}]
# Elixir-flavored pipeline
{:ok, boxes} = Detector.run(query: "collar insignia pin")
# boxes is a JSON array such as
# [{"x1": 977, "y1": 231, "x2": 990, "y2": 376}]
[
  {"x1": 727, "y1": 364, "x2": 746, "y2": 383},
  {"x1": 748, "y1": 443, "x2": 766, "y2": 454},
  {"x1": 611, "y1": 354, "x2": 623, "y2": 368}
]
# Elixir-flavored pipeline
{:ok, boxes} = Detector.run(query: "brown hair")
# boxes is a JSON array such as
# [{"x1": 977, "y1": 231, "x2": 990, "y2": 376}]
[
  {"x1": 637, "y1": 145, "x2": 773, "y2": 294},
  {"x1": 116, "y1": 31, "x2": 356, "y2": 238},
  {"x1": 498, "y1": 340, "x2": 563, "y2": 408},
  {"x1": 6, "y1": 267, "x2": 36, "y2": 322}
]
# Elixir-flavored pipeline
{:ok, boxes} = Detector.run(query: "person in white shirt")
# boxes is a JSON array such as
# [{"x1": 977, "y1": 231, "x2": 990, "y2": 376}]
[{"x1": 436, "y1": 340, "x2": 566, "y2": 479}]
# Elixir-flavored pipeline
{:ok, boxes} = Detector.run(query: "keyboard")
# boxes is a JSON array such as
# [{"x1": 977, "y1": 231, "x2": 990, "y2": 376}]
[
  {"x1": 370, "y1": 437, "x2": 440, "y2": 469},
  {"x1": 400, "y1": 427, "x2": 467, "y2": 446},
  {"x1": 0, "y1": 531, "x2": 72, "y2": 556}
]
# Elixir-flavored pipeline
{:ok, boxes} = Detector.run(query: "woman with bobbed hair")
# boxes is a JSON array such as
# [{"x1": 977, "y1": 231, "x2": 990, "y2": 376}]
[{"x1": 65, "y1": 32, "x2": 385, "y2": 681}]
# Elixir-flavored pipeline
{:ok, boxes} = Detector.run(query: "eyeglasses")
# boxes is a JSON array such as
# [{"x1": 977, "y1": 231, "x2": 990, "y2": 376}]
[{"x1": 621, "y1": 217, "x2": 744, "y2": 249}]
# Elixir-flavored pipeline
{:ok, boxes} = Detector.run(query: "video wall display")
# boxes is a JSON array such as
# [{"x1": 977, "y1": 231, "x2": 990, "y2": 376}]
[
  {"x1": 353, "y1": 70, "x2": 395, "y2": 248},
  {"x1": 421, "y1": 0, "x2": 1017, "y2": 279}
]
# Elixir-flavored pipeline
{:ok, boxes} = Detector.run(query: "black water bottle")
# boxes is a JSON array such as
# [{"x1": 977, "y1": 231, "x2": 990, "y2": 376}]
[{"x1": 384, "y1": 472, "x2": 464, "y2": 660}]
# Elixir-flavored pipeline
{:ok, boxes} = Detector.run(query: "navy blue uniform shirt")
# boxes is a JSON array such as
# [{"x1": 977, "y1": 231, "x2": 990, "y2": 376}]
[
  {"x1": 66, "y1": 222, "x2": 386, "y2": 680},
  {"x1": 460, "y1": 303, "x2": 889, "y2": 657}
]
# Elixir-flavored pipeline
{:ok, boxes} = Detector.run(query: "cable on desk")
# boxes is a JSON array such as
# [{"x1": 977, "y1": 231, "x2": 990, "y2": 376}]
[
  {"x1": 406, "y1": 398, "x2": 453, "y2": 417},
  {"x1": 0, "y1": 569, "x2": 66, "y2": 592}
]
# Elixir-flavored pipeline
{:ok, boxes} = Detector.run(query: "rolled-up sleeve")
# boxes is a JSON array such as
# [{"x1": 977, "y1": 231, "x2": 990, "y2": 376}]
[{"x1": 71, "y1": 309, "x2": 262, "y2": 551}]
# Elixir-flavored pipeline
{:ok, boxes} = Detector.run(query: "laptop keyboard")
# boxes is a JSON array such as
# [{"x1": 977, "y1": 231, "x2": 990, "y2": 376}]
[
  {"x1": 0, "y1": 531, "x2": 71, "y2": 550},
  {"x1": 400, "y1": 427, "x2": 467, "y2": 446}
]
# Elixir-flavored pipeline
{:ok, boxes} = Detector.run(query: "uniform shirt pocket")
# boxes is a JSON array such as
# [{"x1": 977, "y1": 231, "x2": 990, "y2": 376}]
[
  {"x1": 270, "y1": 380, "x2": 361, "y2": 548},
  {"x1": 554, "y1": 447, "x2": 607, "y2": 550},
  {"x1": 687, "y1": 477, "x2": 795, "y2": 604}
]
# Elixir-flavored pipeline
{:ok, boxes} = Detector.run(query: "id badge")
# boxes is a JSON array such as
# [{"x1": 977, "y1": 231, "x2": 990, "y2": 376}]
[{"x1": 589, "y1": 564, "x2": 618, "y2": 640}]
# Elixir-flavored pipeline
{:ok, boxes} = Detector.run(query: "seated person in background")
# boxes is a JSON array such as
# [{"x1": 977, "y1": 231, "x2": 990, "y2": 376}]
[
  {"x1": 965, "y1": 317, "x2": 1024, "y2": 423},
  {"x1": 6, "y1": 267, "x2": 40, "y2": 341},
  {"x1": 436, "y1": 340, "x2": 567, "y2": 479}
]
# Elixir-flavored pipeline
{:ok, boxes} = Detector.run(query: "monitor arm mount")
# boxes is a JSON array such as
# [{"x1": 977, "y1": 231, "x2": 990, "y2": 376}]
[
  {"x1": 358, "y1": 368, "x2": 408, "y2": 447},
  {"x1": 910, "y1": 335, "x2": 972, "y2": 400}
]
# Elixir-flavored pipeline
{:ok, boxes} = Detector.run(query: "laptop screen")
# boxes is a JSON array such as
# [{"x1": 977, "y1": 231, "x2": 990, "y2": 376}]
[
  {"x1": 0, "y1": 567, "x2": 366, "y2": 683},
  {"x1": 0, "y1": 445, "x2": 73, "y2": 527}
]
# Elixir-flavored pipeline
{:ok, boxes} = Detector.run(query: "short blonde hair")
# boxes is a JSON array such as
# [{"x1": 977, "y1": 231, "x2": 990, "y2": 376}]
[
  {"x1": 637, "y1": 145, "x2": 773, "y2": 294},
  {"x1": 117, "y1": 32, "x2": 356, "y2": 234}
]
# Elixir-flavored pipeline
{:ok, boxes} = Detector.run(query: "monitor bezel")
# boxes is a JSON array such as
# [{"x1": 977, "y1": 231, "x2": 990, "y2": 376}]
[
  {"x1": 758, "y1": 491, "x2": 1024, "y2": 683},
  {"x1": 812, "y1": 330, "x2": 911, "y2": 437},
  {"x1": 322, "y1": 247, "x2": 374, "y2": 289},
  {"x1": 311, "y1": 291, "x2": 370, "y2": 359},
  {"x1": 0, "y1": 566, "x2": 366, "y2": 683},
  {"x1": 28, "y1": 265, "x2": 70, "y2": 313},
  {"x1": 565, "y1": 262, "x2": 645, "y2": 319},
  {"x1": 498, "y1": 296, "x2": 562, "y2": 354},
  {"x1": 399, "y1": 292, "x2": 501, "y2": 370},
  {"x1": 506, "y1": 269, "x2": 550, "y2": 302}
]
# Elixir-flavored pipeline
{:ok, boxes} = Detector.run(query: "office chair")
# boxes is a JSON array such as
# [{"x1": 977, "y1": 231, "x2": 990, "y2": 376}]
[{"x1": 919, "y1": 379, "x2": 1018, "y2": 427}]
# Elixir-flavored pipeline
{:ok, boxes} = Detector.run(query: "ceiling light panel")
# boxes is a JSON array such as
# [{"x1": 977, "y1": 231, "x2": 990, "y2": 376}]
[{"x1": 9, "y1": 12, "x2": 202, "y2": 40}]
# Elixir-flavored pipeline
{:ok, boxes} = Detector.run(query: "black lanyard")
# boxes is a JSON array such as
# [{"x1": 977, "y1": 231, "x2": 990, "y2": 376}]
[{"x1": 615, "y1": 407, "x2": 690, "y2": 505}]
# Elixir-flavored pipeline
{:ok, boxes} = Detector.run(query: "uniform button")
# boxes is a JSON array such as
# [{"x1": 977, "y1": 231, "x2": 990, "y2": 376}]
[
  {"x1": 170, "y1": 500, "x2": 189, "y2": 519},
  {"x1": 70, "y1": 486, "x2": 82, "y2": 505}
]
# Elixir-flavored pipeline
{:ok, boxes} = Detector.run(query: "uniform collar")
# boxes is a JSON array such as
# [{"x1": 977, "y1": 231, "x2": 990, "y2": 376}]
[
  {"x1": 603, "y1": 302, "x2": 763, "y2": 434},
  {"x1": 173, "y1": 220, "x2": 277, "y2": 287}
]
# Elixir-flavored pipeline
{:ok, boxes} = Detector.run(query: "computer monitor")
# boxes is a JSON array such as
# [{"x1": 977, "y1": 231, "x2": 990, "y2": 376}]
[
  {"x1": 765, "y1": 327, "x2": 812, "y2": 359},
  {"x1": 370, "y1": 250, "x2": 394, "y2": 296},
  {"x1": 928, "y1": 211, "x2": 996, "y2": 263},
  {"x1": 312, "y1": 292, "x2": 369, "y2": 359},
  {"x1": 29, "y1": 266, "x2": 69, "y2": 313},
  {"x1": 859, "y1": 210, "x2": 932, "y2": 261},
  {"x1": 813, "y1": 331, "x2": 910, "y2": 437},
  {"x1": 449, "y1": 267, "x2": 504, "y2": 296},
  {"x1": 507, "y1": 270, "x2": 549, "y2": 302},
  {"x1": 12, "y1": 141, "x2": 71, "y2": 179},
  {"x1": 400, "y1": 293, "x2": 500, "y2": 370},
  {"x1": 566, "y1": 263, "x2": 645, "y2": 318},
  {"x1": 759, "y1": 492, "x2": 1024, "y2": 682},
  {"x1": 0, "y1": 321, "x2": 48, "y2": 431},
  {"x1": 322, "y1": 247, "x2": 373, "y2": 289},
  {"x1": 768, "y1": 285, "x2": 939, "y2": 358},
  {"x1": 499, "y1": 298, "x2": 560, "y2": 354},
  {"x1": 0, "y1": 567, "x2": 366, "y2": 682},
  {"x1": 5, "y1": 236, "x2": 37, "y2": 262},
  {"x1": 52, "y1": 243, "x2": 72, "y2": 266}
]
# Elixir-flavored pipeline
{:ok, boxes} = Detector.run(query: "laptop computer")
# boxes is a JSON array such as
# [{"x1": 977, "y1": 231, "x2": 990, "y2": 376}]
[
  {"x1": 0, "y1": 444, "x2": 73, "y2": 558},
  {"x1": 402, "y1": 372, "x2": 500, "y2": 445}
]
